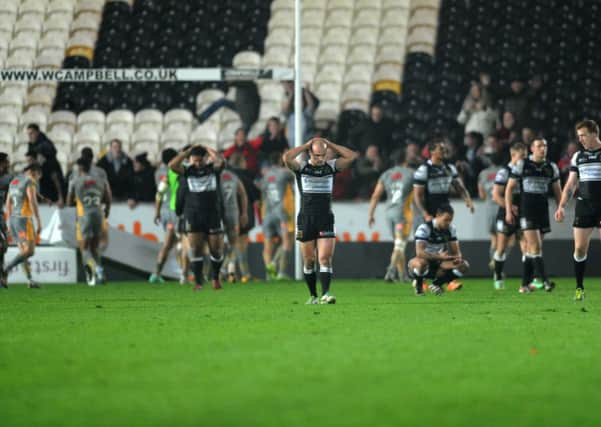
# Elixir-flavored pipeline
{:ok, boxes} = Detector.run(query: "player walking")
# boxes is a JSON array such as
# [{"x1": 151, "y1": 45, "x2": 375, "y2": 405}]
[
  {"x1": 68, "y1": 157, "x2": 111, "y2": 286},
  {"x1": 169, "y1": 145, "x2": 225, "y2": 291},
  {"x1": 491, "y1": 142, "x2": 527, "y2": 289},
  {"x1": 368, "y1": 150, "x2": 414, "y2": 282},
  {"x1": 4, "y1": 164, "x2": 42, "y2": 288},
  {"x1": 408, "y1": 205, "x2": 469, "y2": 296},
  {"x1": 260, "y1": 152, "x2": 295, "y2": 280},
  {"x1": 506, "y1": 139, "x2": 561, "y2": 293},
  {"x1": 555, "y1": 119, "x2": 601, "y2": 301},
  {"x1": 283, "y1": 138, "x2": 358, "y2": 304}
]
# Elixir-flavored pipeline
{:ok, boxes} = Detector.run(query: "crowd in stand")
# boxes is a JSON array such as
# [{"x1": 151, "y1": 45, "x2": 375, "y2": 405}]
[{"x1": 20, "y1": 74, "x2": 579, "y2": 210}]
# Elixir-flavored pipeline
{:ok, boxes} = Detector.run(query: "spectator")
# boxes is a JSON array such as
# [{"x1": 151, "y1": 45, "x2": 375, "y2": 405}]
[
  {"x1": 281, "y1": 81, "x2": 319, "y2": 147},
  {"x1": 26, "y1": 124, "x2": 65, "y2": 207},
  {"x1": 196, "y1": 81, "x2": 260, "y2": 133},
  {"x1": 456, "y1": 131, "x2": 488, "y2": 196},
  {"x1": 354, "y1": 144, "x2": 386, "y2": 199},
  {"x1": 132, "y1": 152, "x2": 156, "y2": 203},
  {"x1": 502, "y1": 78, "x2": 529, "y2": 128},
  {"x1": 457, "y1": 81, "x2": 499, "y2": 138},
  {"x1": 558, "y1": 141, "x2": 580, "y2": 182},
  {"x1": 223, "y1": 128, "x2": 260, "y2": 176},
  {"x1": 405, "y1": 142, "x2": 423, "y2": 169},
  {"x1": 526, "y1": 74, "x2": 545, "y2": 129},
  {"x1": 521, "y1": 127, "x2": 536, "y2": 146},
  {"x1": 497, "y1": 111, "x2": 519, "y2": 146},
  {"x1": 348, "y1": 104, "x2": 394, "y2": 157},
  {"x1": 97, "y1": 139, "x2": 135, "y2": 205},
  {"x1": 249, "y1": 117, "x2": 289, "y2": 165}
]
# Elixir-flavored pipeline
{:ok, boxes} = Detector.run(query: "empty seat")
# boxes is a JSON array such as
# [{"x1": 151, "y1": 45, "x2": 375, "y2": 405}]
[
  {"x1": 218, "y1": 122, "x2": 242, "y2": 150},
  {"x1": 409, "y1": 8, "x2": 438, "y2": 30},
  {"x1": 324, "y1": 9, "x2": 353, "y2": 29},
  {"x1": 47, "y1": 128, "x2": 73, "y2": 153},
  {"x1": 47, "y1": 0, "x2": 75, "y2": 19},
  {"x1": 195, "y1": 89, "x2": 225, "y2": 113},
  {"x1": 135, "y1": 109, "x2": 163, "y2": 132},
  {"x1": 14, "y1": 15, "x2": 44, "y2": 37},
  {"x1": 410, "y1": 0, "x2": 439, "y2": 11},
  {"x1": 0, "y1": 110, "x2": 19, "y2": 134},
  {"x1": 383, "y1": 0, "x2": 411, "y2": 11},
  {"x1": 315, "y1": 69, "x2": 344, "y2": 86},
  {"x1": 106, "y1": 109, "x2": 134, "y2": 132},
  {"x1": 77, "y1": 110, "x2": 105, "y2": 135},
  {"x1": 344, "y1": 68, "x2": 372, "y2": 86},
  {"x1": 315, "y1": 82, "x2": 342, "y2": 104},
  {"x1": 268, "y1": 10, "x2": 294, "y2": 31},
  {"x1": 0, "y1": 91, "x2": 24, "y2": 114},
  {"x1": 19, "y1": 110, "x2": 48, "y2": 133},
  {"x1": 48, "y1": 110, "x2": 77, "y2": 134},
  {"x1": 353, "y1": 9, "x2": 381, "y2": 28},
  {"x1": 43, "y1": 17, "x2": 71, "y2": 39},
  {"x1": 5, "y1": 52, "x2": 34, "y2": 69},
  {"x1": 66, "y1": 33, "x2": 95, "y2": 61},
  {"x1": 322, "y1": 28, "x2": 351, "y2": 48},
  {"x1": 375, "y1": 46, "x2": 404, "y2": 67},
  {"x1": 302, "y1": 9, "x2": 325, "y2": 29},
  {"x1": 349, "y1": 28, "x2": 379, "y2": 47},
  {"x1": 264, "y1": 28, "x2": 294, "y2": 50},
  {"x1": 74, "y1": 0, "x2": 104, "y2": 19},
  {"x1": 263, "y1": 47, "x2": 292, "y2": 68},
  {"x1": 9, "y1": 34, "x2": 38, "y2": 59},
  {"x1": 271, "y1": 0, "x2": 294, "y2": 12},
  {"x1": 19, "y1": 1, "x2": 46, "y2": 21},
  {"x1": 160, "y1": 128, "x2": 189, "y2": 149},
  {"x1": 347, "y1": 46, "x2": 376, "y2": 66},
  {"x1": 70, "y1": 14, "x2": 100, "y2": 39},
  {"x1": 73, "y1": 128, "x2": 101, "y2": 153},
  {"x1": 259, "y1": 82, "x2": 286, "y2": 104},
  {"x1": 319, "y1": 45, "x2": 347, "y2": 66},
  {"x1": 0, "y1": 2, "x2": 18, "y2": 18},
  {"x1": 327, "y1": 0, "x2": 354, "y2": 12},
  {"x1": 164, "y1": 109, "x2": 193, "y2": 132},
  {"x1": 303, "y1": 0, "x2": 326, "y2": 11},
  {"x1": 356, "y1": 0, "x2": 382, "y2": 10},
  {"x1": 36, "y1": 53, "x2": 64, "y2": 69},
  {"x1": 233, "y1": 51, "x2": 262, "y2": 69},
  {"x1": 189, "y1": 125, "x2": 218, "y2": 151},
  {"x1": 132, "y1": 128, "x2": 160, "y2": 154},
  {"x1": 0, "y1": 129, "x2": 14, "y2": 154}
]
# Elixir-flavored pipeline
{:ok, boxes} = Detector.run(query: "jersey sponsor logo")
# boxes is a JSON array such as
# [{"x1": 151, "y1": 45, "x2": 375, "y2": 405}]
[
  {"x1": 268, "y1": 175, "x2": 276, "y2": 182},
  {"x1": 221, "y1": 172, "x2": 233, "y2": 181},
  {"x1": 301, "y1": 174, "x2": 333, "y2": 193},
  {"x1": 84, "y1": 179, "x2": 97, "y2": 187},
  {"x1": 187, "y1": 175, "x2": 217, "y2": 192},
  {"x1": 10, "y1": 179, "x2": 19, "y2": 186},
  {"x1": 391, "y1": 172, "x2": 403, "y2": 180},
  {"x1": 522, "y1": 176, "x2": 550, "y2": 194},
  {"x1": 426, "y1": 176, "x2": 453, "y2": 194},
  {"x1": 578, "y1": 163, "x2": 601, "y2": 181}
]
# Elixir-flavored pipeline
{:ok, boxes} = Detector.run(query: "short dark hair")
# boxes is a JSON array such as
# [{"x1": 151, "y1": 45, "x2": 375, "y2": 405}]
[
  {"x1": 510, "y1": 142, "x2": 526, "y2": 152},
  {"x1": 576, "y1": 119, "x2": 599, "y2": 135},
  {"x1": 428, "y1": 138, "x2": 445, "y2": 153},
  {"x1": 80, "y1": 147, "x2": 94, "y2": 161},
  {"x1": 0, "y1": 152, "x2": 8, "y2": 163},
  {"x1": 189, "y1": 146, "x2": 207, "y2": 157},
  {"x1": 76, "y1": 157, "x2": 92, "y2": 173},
  {"x1": 161, "y1": 148, "x2": 177, "y2": 165},
  {"x1": 436, "y1": 204, "x2": 454, "y2": 216},
  {"x1": 26, "y1": 123, "x2": 40, "y2": 132},
  {"x1": 24, "y1": 163, "x2": 42, "y2": 175}
]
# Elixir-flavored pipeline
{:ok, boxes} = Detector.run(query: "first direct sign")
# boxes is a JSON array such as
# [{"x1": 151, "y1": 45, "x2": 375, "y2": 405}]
[{"x1": 6, "y1": 247, "x2": 78, "y2": 284}]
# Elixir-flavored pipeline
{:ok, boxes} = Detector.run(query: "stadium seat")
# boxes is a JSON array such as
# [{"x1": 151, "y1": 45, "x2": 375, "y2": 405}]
[
  {"x1": 163, "y1": 109, "x2": 193, "y2": 132},
  {"x1": 9, "y1": 34, "x2": 38, "y2": 59},
  {"x1": 195, "y1": 89, "x2": 225, "y2": 114},
  {"x1": 258, "y1": 81, "x2": 285, "y2": 104},
  {"x1": 19, "y1": 0, "x2": 47, "y2": 21},
  {"x1": 344, "y1": 68, "x2": 372, "y2": 86},
  {"x1": 302, "y1": 9, "x2": 325, "y2": 29},
  {"x1": 315, "y1": 82, "x2": 342, "y2": 105},
  {"x1": 313, "y1": 103, "x2": 339, "y2": 129},
  {"x1": 103, "y1": 127, "x2": 131, "y2": 151},
  {"x1": 189, "y1": 125, "x2": 218, "y2": 151},
  {"x1": 347, "y1": 46, "x2": 376, "y2": 66},
  {"x1": 327, "y1": 0, "x2": 354, "y2": 12},
  {"x1": 258, "y1": 101, "x2": 281, "y2": 121},
  {"x1": 77, "y1": 110, "x2": 105, "y2": 136},
  {"x1": 233, "y1": 50, "x2": 261, "y2": 69},
  {"x1": 315, "y1": 69, "x2": 344, "y2": 87},
  {"x1": 5, "y1": 52, "x2": 34, "y2": 69},
  {"x1": 271, "y1": 0, "x2": 294, "y2": 13},
  {"x1": 375, "y1": 46, "x2": 404, "y2": 67},
  {"x1": 220, "y1": 108, "x2": 242, "y2": 128},
  {"x1": 319, "y1": 46, "x2": 347, "y2": 67},
  {"x1": 410, "y1": 0, "x2": 439, "y2": 12},
  {"x1": 383, "y1": 0, "x2": 411, "y2": 11},
  {"x1": 0, "y1": 110, "x2": 19, "y2": 135},
  {"x1": 356, "y1": 0, "x2": 382, "y2": 11},
  {"x1": 263, "y1": 47, "x2": 292, "y2": 69},
  {"x1": 268, "y1": 10, "x2": 294, "y2": 31},
  {"x1": 160, "y1": 128, "x2": 188, "y2": 150},
  {"x1": 66, "y1": 33, "x2": 95, "y2": 61},
  {"x1": 43, "y1": 17, "x2": 71, "y2": 40},
  {"x1": 303, "y1": 0, "x2": 326, "y2": 12},
  {"x1": 13, "y1": 15, "x2": 44, "y2": 38},
  {"x1": 301, "y1": 29, "x2": 321, "y2": 47},
  {"x1": 0, "y1": 91, "x2": 24, "y2": 114},
  {"x1": 408, "y1": 9, "x2": 438, "y2": 30},
  {"x1": 349, "y1": 28, "x2": 379, "y2": 48},
  {"x1": 132, "y1": 128, "x2": 160, "y2": 153},
  {"x1": 322, "y1": 28, "x2": 351, "y2": 48},
  {"x1": 264, "y1": 28, "x2": 294, "y2": 50},
  {"x1": 70, "y1": 14, "x2": 100, "y2": 40},
  {"x1": 325, "y1": 9, "x2": 353, "y2": 29},
  {"x1": 106, "y1": 109, "x2": 134, "y2": 133},
  {"x1": 135, "y1": 109, "x2": 163, "y2": 132},
  {"x1": 73, "y1": 128, "x2": 101, "y2": 153},
  {"x1": 19, "y1": 110, "x2": 48, "y2": 133},
  {"x1": 47, "y1": 128, "x2": 73, "y2": 153},
  {"x1": 0, "y1": 2, "x2": 18, "y2": 18},
  {"x1": 35, "y1": 53, "x2": 64, "y2": 69},
  {"x1": 218, "y1": 122, "x2": 241, "y2": 150},
  {"x1": 0, "y1": 129, "x2": 14, "y2": 154},
  {"x1": 74, "y1": 0, "x2": 104, "y2": 19},
  {"x1": 38, "y1": 34, "x2": 67, "y2": 58},
  {"x1": 353, "y1": 10, "x2": 380, "y2": 29},
  {"x1": 46, "y1": 0, "x2": 75, "y2": 19},
  {"x1": 48, "y1": 110, "x2": 77, "y2": 134}
]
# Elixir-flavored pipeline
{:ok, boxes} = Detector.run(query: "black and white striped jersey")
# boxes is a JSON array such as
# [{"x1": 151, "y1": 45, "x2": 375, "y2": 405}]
[
  {"x1": 414, "y1": 219, "x2": 458, "y2": 255},
  {"x1": 570, "y1": 148, "x2": 601, "y2": 200},
  {"x1": 510, "y1": 156, "x2": 559, "y2": 210},
  {"x1": 413, "y1": 160, "x2": 458, "y2": 214},
  {"x1": 295, "y1": 159, "x2": 338, "y2": 215}
]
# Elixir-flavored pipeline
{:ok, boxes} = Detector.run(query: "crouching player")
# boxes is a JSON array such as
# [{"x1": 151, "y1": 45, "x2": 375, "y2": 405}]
[
  {"x1": 4, "y1": 164, "x2": 42, "y2": 288},
  {"x1": 408, "y1": 204, "x2": 469, "y2": 296},
  {"x1": 68, "y1": 157, "x2": 111, "y2": 286}
]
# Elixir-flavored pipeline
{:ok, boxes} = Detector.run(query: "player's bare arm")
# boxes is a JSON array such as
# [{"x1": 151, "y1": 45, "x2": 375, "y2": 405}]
[
  {"x1": 413, "y1": 185, "x2": 431, "y2": 221},
  {"x1": 504, "y1": 178, "x2": 518, "y2": 224},
  {"x1": 415, "y1": 241, "x2": 455, "y2": 262},
  {"x1": 368, "y1": 180, "x2": 385, "y2": 227},
  {"x1": 453, "y1": 176, "x2": 475, "y2": 212},
  {"x1": 555, "y1": 170, "x2": 578, "y2": 222},
  {"x1": 154, "y1": 179, "x2": 168, "y2": 225},
  {"x1": 492, "y1": 183, "x2": 506, "y2": 208},
  {"x1": 326, "y1": 141, "x2": 358, "y2": 170},
  {"x1": 168, "y1": 146, "x2": 193, "y2": 174},
  {"x1": 103, "y1": 183, "x2": 112, "y2": 219},
  {"x1": 283, "y1": 140, "x2": 312, "y2": 171},
  {"x1": 237, "y1": 180, "x2": 249, "y2": 227}
]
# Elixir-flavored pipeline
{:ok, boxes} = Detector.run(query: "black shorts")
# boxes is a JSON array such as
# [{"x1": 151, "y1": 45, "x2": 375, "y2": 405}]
[
  {"x1": 296, "y1": 212, "x2": 335, "y2": 242},
  {"x1": 496, "y1": 208, "x2": 520, "y2": 236},
  {"x1": 183, "y1": 210, "x2": 223, "y2": 234},
  {"x1": 408, "y1": 260, "x2": 441, "y2": 280},
  {"x1": 573, "y1": 199, "x2": 601, "y2": 228},
  {"x1": 0, "y1": 220, "x2": 7, "y2": 247},
  {"x1": 519, "y1": 209, "x2": 550, "y2": 234}
]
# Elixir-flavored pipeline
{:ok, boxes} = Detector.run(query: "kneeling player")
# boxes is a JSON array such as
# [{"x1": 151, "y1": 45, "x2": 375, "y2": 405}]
[
  {"x1": 169, "y1": 144, "x2": 225, "y2": 290},
  {"x1": 4, "y1": 164, "x2": 42, "y2": 288},
  {"x1": 68, "y1": 157, "x2": 111, "y2": 285},
  {"x1": 408, "y1": 205, "x2": 469, "y2": 296}
]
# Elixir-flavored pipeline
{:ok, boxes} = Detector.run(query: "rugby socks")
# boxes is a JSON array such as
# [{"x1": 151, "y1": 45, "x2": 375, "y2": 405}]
[
  {"x1": 303, "y1": 266, "x2": 317, "y2": 297},
  {"x1": 22, "y1": 261, "x2": 32, "y2": 280},
  {"x1": 532, "y1": 253, "x2": 548, "y2": 282},
  {"x1": 155, "y1": 258, "x2": 166, "y2": 275},
  {"x1": 319, "y1": 265, "x2": 333, "y2": 295},
  {"x1": 238, "y1": 247, "x2": 250, "y2": 277},
  {"x1": 522, "y1": 255, "x2": 534, "y2": 287},
  {"x1": 574, "y1": 254, "x2": 587, "y2": 290},
  {"x1": 189, "y1": 256, "x2": 204, "y2": 285},
  {"x1": 413, "y1": 268, "x2": 427, "y2": 293},
  {"x1": 5, "y1": 253, "x2": 28, "y2": 271},
  {"x1": 272, "y1": 246, "x2": 284, "y2": 267},
  {"x1": 493, "y1": 252, "x2": 506, "y2": 281},
  {"x1": 210, "y1": 254, "x2": 224, "y2": 280},
  {"x1": 278, "y1": 249, "x2": 290, "y2": 275},
  {"x1": 432, "y1": 269, "x2": 461, "y2": 287}
]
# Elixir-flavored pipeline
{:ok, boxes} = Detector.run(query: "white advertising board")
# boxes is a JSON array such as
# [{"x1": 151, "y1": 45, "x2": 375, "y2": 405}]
[{"x1": 6, "y1": 247, "x2": 77, "y2": 284}]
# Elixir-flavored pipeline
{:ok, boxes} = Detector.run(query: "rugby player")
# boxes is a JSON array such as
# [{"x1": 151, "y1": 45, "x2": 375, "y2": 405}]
[
  {"x1": 506, "y1": 138, "x2": 561, "y2": 293},
  {"x1": 4, "y1": 164, "x2": 42, "y2": 288},
  {"x1": 169, "y1": 144, "x2": 225, "y2": 290},
  {"x1": 368, "y1": 149, "x2": 414, "y2": 282},
  {"x1": 555, "y1": 119, "x2": 601, "y2": 301},
  {"x1": 491, "y1": 142, "x2": 527, "y2": 290},
  {"x1": 0, "y1": 153, "x2": 12, "y2": 288},
  {"x1": 68, "y1": 157, "x2": 111, "y2": 286},
  {"x1": 408, "y1": 204, "x2": 469, "y2": 296},
  {"x1": 283, "y1": 138, "x2": 358, "y2": 305}
]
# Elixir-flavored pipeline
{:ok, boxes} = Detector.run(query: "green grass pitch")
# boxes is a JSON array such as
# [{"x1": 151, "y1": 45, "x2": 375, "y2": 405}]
[{"x1": 1, "y1": 278, "x2": 601, "y2": 427}]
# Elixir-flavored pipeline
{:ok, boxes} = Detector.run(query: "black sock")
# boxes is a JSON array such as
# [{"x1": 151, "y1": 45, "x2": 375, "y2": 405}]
[
  {"x1": 432, "y1": 270, "x2": 458, "y2": 287},
  {"x1": 155, "y1": 258, "x2": 166, "y2": 275},
  {"x1": 494, "y1": 260, "x2": 505, "y2": 281},
  {"x1": 191, "y1": 257, "x2": 204, "y2": 285},
  {"x1": 210, "y1": 255, "x2": 224, "y2": 280},
  {"x1": 319, "y1": 266, "x2": 332, "y2": 295},
  {"x1": 414, "y1": 275, "x2": 424, "y2": 293},
  {"x1": 522, "y1": 257, "x2": 534, "y2": 287},
  {"x1": 574, "y1": 257, "x2": 586, "y2": 290},
  {"x1": 303, "y1": 268, "x2": 317, "y2": 297},
  {"x1": 5, "y1": 253, "x2": 27, "y2": 271},
  {"x1": 533, "y1": 255, "x2": 548, "y2": 282}
]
